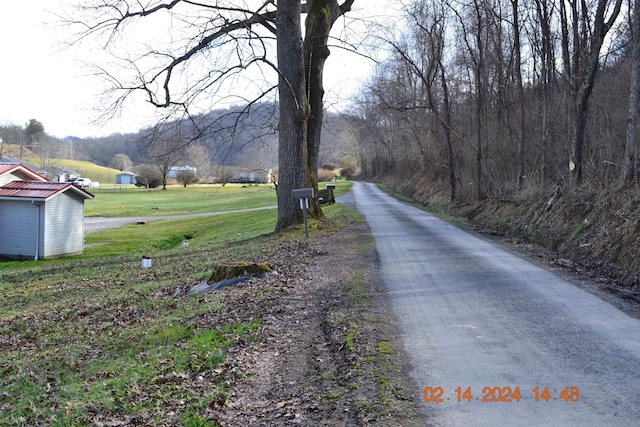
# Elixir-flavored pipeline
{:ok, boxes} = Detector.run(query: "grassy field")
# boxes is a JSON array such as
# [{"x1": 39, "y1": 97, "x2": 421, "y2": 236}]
[
  {"x1": 0, "y1": 182, "x2": 356, "y2": 426},
  {"x1": 85, "y1": 181, "x2": 351, "y2": 217},
  {"x1": 85, "y1": 184, "x2": 278, "y2": 217},
  {"x1": 84, "y1": 209, "x2": 279, "y2": 258}
]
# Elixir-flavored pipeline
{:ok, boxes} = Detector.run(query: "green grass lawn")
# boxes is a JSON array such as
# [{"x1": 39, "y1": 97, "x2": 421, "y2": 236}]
[
  {"x1": 85, "y1": 181, "x2": 351, "y2": 217},
  {"x1": 84, "y1": 209, "x2": 279, "y2": 258},
  {"x1": 85, "y1": 184, "x2": 278, "y2": 217},
  {"x1": 0, "y1": 196, "x2": 359, "y2": 426}
]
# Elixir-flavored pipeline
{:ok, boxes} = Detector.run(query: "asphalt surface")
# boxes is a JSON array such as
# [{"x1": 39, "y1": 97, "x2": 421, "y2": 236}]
[
  {"x1": 84, "y1": 206, "x2": 277, "y2": 234},
  {"x1": 351, "y1": 182, "x2": 640, "y2": 426}
]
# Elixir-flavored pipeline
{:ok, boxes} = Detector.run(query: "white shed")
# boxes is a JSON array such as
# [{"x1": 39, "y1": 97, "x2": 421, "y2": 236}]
[
  {"x1": 116, "y1": 172, "x2": 137, "y2": 185},
  {"x1": 0, "y1": 164, "x2": 94, "y2": 260}
]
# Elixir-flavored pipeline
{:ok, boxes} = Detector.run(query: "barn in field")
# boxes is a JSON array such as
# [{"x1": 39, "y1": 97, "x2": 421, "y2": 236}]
[{"x1": 0, "y1": 163, "x2": 94, "y2": 260}]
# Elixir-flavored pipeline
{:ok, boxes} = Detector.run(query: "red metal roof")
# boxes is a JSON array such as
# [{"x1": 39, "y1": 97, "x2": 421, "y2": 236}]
[{"x1": 0, "y1": 180, "x2": 94, "y2": 200}]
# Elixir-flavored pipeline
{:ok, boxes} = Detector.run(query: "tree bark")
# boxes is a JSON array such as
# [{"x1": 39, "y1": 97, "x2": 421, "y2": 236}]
[
  {"x1": 276, "y1": 0, "x2": 308, "y2": 231},
  {"x1": 303, "y1": 0, "x2": 355, "y2": 216}
]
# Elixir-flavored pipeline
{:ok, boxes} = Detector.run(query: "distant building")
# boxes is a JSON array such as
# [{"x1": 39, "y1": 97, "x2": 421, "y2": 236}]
[
  {"x1": 168, "y1": 166, "x2": 197, "y2": 178},
  {"x1": 0, "y1": 158, "x2": 80, "y2": 183},
  {"x1": 0, "y1": 163, "x2": 94, "y2": 260},
  {"x1": 116, "y1": 172, "x2": 137, "y2": 185},
  {"x1": 226, "y1": 167, "x2": 268, "y2": 184}
]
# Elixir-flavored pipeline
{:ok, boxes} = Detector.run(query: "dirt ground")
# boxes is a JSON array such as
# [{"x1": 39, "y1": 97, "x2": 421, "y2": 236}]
[{"x1": 193, "y1": 220, "x2": 424, "y2": 426}]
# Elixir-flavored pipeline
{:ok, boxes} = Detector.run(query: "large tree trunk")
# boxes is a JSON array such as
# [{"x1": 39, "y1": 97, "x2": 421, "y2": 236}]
[
  {"x1": 276, "y1": 0, "x2": 308, "y2": 231},
  {"x1": 303, "y1": 0, "x2": 355, "y2": 216}
]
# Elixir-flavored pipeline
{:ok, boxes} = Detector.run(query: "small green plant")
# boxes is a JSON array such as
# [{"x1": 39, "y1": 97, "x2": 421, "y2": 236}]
[
  {"x1": 322, "y1": 391, "x2": 341, "y2": 399},
  {"x1": 180, "y1": 407, "x2": 220, "y2": 427},
  {"x1": 379, "y1": 375, "x2": 390, "y2": 387},
  {"x1": 377, "y1": 341, "x2": 395, "y2": 355},
  {"x1": 146, "y1": 324, "x2": 193, "y2": 345},
  {"x1": 345, "y1": 331, "x2": 356, "y2": 350}
]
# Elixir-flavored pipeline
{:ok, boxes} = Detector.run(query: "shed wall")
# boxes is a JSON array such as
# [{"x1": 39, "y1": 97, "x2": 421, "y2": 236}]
[
  {"x1": 0, "y1": 201, "x2": 40, "y2": 259},
  {"x1": 44, "y1": 193, "x2": 85, "y2": 257},
  {"x1": 116, "y1": 174, "x2": 135, "y2": 184}
]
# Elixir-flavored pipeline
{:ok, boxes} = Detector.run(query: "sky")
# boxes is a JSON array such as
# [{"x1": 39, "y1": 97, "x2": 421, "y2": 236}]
[{"x1": 0, "y1": 1, "x2": 402, "y2": 139}]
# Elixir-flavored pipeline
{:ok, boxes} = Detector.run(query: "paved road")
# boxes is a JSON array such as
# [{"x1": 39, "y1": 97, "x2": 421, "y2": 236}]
[
  {"x1": 351, "y1": 182, "x2": 640, "y2": 426},
  {"x1": 84, "y1": 206, "x2": 277, "y2": 234}
]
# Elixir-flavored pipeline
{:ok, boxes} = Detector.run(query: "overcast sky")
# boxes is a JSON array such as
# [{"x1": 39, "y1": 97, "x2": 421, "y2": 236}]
[{"x1": 0, "y1": 1, "x2": 401, "y2": 139}]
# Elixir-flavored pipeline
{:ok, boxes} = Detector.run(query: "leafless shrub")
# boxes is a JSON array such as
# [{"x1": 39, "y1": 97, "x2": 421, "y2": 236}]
[{"x1": 317, "y1": 168, "x2": 336, "y2": 182}]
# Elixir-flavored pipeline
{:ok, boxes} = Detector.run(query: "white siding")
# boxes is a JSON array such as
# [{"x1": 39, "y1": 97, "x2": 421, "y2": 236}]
[
  {"x1": 0, "y1": 200, "x2": 39, "y2": 259},
  {"x1": 1, "y1": 171, "x2": 27, "y2": 186},
  {"x1": 43, "y1": 193, "x2": 85, "y2": 257},
  {"x1": 0, "y1": 169, "x2": 45, "y2": 185}
]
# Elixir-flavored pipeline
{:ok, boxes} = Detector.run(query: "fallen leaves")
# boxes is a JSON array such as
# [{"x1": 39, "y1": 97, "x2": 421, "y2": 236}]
[{"x1": 276, "y1": 399, "x2": 294, "y2": 409}]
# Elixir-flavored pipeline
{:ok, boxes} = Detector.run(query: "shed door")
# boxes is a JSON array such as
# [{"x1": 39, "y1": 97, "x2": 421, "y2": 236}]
[{"x1": 0, "y1": 201, "x2": 38, "y2": 258}]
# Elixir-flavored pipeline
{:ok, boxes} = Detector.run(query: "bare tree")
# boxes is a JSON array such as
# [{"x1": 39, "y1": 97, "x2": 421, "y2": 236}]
[
  {"x1": 532, "y1": 0, "x2": 555, "y2": 183},
  {"x1": 302, "y1": 0, "x2": 355, "y2": 216},
  {"x1": 353, "y1": 0, "x2": 632, "y2": 200},
  {"x1": 67, "y1": 0, "x2": 357, "y2": 231},
  {"x1": 451, "y1": 0, "x2": 491, "y2": 199},
  {"x1": 625, "y1": 0, "x2": 640, "y2": 186},
  {"x1": 176, "y1": 169, "x2": 199, "y2": 187},
  {"x1": 109, "y1": 153, "x2": 133, "y2": 171},
  {"x1": 511, "y1": 0, "x2": 526, "y2": 190},
  {"x1": 563, "y1": 0, "x2": 623, "y2": 185},
  {"x1": 144, "y1": 128, "x2": 186, "y2": 190},
  {"x1": 384, "y1": 0, "x2": 457, "y2": 200},
  {"x1": 216, "y1": 165, "x2": 235, "y2": 186},
  {"x1": 134, "y1": 164, "x2": 162, "y2": 188},
  {"x1": 275, "y1": 0, "x2": 307, "y2": 229}
]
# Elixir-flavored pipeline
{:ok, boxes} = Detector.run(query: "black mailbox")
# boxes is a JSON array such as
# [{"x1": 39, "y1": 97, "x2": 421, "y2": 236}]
[{"x1": 326, "y1": 184, "x2": 336, "y2": 190}]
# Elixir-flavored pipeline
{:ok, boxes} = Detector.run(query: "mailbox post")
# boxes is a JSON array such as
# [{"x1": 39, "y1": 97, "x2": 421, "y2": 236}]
[
  {"x1": 292, "y1": 188, "x2": 314, "y2": 238},
  {"x1": 326, "y1": 184, "x2": 336, "y2": 204}
]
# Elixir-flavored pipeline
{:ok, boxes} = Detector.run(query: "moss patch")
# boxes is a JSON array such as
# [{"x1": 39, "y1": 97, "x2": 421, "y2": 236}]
[{"x1": 208, "y1": 261, "x2": 272, "y2": 283}]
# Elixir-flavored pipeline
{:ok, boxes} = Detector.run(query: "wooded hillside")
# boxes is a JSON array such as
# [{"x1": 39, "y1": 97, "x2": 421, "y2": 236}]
[{"x1": 352, "y1": 0, "x2": 633, "y2": 200}]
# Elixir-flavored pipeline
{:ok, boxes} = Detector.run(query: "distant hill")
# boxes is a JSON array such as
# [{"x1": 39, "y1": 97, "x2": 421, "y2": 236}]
[
  {"x1": 67, "y1": 102, "x2": 357, "y2": 172},
  {"x1": 48, "y1": 159, "x2": 122, "y2": 184}
]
